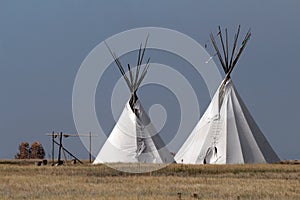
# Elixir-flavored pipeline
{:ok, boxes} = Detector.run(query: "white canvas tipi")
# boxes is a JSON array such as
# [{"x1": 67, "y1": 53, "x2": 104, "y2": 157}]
[
  {"x1": 93, "y1": 38, "x2": 175, "y2": 164},
  {"x1": 175, "y1": 26, "x2": 279, "y2": 164}
]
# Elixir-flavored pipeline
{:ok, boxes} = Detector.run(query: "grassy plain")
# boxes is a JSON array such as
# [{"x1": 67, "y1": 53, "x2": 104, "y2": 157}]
[{"x1": 0, "y1": 160, "x2": 299, "y2": 199}]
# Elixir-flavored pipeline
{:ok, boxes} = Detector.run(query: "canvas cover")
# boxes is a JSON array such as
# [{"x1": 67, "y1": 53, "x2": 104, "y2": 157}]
[
  {"x1": 93, "y1": 100, "x2": 175, "y2": 164},
  {"x1": 175, "y1": 80, "x2": 279, "y2": 164}
]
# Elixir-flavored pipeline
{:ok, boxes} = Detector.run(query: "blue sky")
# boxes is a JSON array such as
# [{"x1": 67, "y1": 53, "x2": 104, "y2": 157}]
[{"x1": 0, "y1": 1, "x2": 299, "y2": 160}]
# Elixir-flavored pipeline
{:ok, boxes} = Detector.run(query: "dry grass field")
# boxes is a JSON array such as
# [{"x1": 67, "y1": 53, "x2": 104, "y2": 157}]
[{"x1": 0, "y1": 160, "x2": 299, "y2": 200}]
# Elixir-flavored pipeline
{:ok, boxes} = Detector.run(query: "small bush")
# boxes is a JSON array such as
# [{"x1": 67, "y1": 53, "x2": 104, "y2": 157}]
[{"x1": 15, "y1": 141, "x2": 45, "y2": 159}]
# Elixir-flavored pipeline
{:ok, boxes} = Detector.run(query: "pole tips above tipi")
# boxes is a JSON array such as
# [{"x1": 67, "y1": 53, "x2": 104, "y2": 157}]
[
  {"x1": 105, "y1": 35, "x2": 151, "y2": 110},
  {"x1": 210, "y1": 25, "x2": 251, "y2": 84}
]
